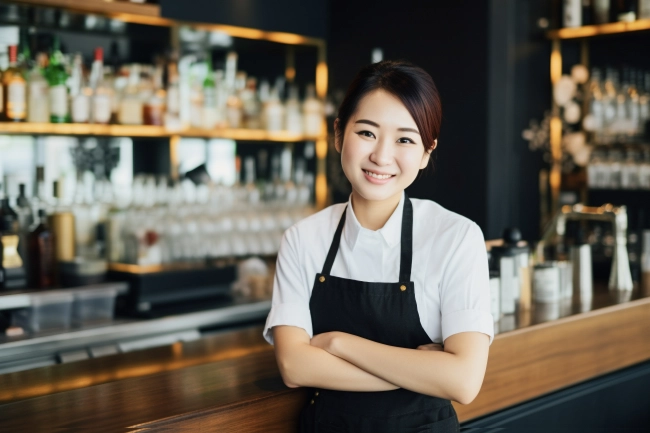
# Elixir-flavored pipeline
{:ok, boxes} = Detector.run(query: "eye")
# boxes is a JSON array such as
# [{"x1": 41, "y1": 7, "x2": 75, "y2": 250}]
[
  {"x1": 397, "y1": 137, "x2": 416, "y2": 144},
  {"x1": 356, "y1": 130, "x2": 376, "y2": 138}
]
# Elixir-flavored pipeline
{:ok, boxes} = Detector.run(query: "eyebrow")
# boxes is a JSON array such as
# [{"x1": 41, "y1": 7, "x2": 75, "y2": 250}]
[{"x1": 354, "y1": 119, "x2": 420, "y2": 135}]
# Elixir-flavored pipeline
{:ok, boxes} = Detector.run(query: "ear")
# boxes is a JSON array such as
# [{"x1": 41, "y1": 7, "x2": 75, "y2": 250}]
[
  {"x1": 419, "y1": 139, "x2": 437, "y2": 169},
  {"x1": 333, "y1": 118, "x2": 342, "y2": 153}
]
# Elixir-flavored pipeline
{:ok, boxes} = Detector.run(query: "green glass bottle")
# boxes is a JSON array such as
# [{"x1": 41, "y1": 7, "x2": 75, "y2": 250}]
[{"x1": 45, "y1": 37, "x2": 69, "y2": 123}]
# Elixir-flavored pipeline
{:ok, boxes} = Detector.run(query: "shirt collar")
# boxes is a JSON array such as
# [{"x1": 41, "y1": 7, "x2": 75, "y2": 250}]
[{"x1": 343, "y1": 192, "x2": 405, "y2": 251}]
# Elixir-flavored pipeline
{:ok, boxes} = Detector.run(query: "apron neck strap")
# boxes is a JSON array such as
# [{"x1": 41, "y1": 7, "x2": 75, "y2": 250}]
[{"x1": 321, "y1": 194, "x2": 413, "y2": 282}]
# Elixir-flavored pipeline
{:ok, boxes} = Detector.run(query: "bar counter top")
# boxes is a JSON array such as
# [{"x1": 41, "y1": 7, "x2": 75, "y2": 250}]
[{"x1": 1, "y1": 284, "x2": 650, "y2": 432}]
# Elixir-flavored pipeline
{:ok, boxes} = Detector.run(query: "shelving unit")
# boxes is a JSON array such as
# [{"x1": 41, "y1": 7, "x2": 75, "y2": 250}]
[
  {"x1": 1, "y1": 0, "x2": 330, "y2": 209},
  {"x1": 0, "y1": 123, "x2": 326, "y2": 142},
  {"x1": 546, "y1": 18, "x2": 650, "y2": 39},
  {"x1": 543, "y1": 19, "x2": 650, "y2": 225}
]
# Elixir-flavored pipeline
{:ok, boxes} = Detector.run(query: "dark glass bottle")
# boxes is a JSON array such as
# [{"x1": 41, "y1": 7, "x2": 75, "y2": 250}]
[
  {"x1": 0, "y1": 197, "x2": 27, "y2": 290},
  {"x1": 28, "y1": 209, "x2": 55, "y2": 289}
]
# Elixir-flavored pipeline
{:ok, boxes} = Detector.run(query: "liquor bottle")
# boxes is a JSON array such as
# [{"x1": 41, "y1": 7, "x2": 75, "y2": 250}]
[
  {"x1": 593, "y1": 0, "x2": 611, "y2": 23},
  {"x1": 28, "y1": 209, "x2": 55, "y2": 288},
  {"x1": 264, "y1": 86, "x2": 284, "y2": 132},
  {"x1": 70, "y1": 54, "x2": 90, "y2": 124},
  {"x1": 563, "y1": 0, "x2": 582, "y2": 27},
  {"x1": 202, "y1": 53, "x2": 218, "y2": 129},
  {"x1": 27, "y1": 53, "x2": 50, "y2": 123},
  {"x1": 2, "y1": 45, "x2": 27, "y2": 122},
  {"x1": 303, "y1": 83, "x2": 324, "y2": 136},
  {"x1": 241, "y1": 77, "x2": 261, "y2": 129},
  {"x1": 90, "y1": 48, "x2": 112, "y2": 124},
  {"x1": 49, "y1": 180, "x2": 75, "y2": 262},
  {"x1": 118, "y1": 64, "x2": 143, "y2": 125},
  {"x1": 641, "y1": 0, "x2": 650, "y2": 19},
  {"x1": 165, "y1": 62, "x2": 181, "y2": 130},
  {"x1": 226, "y1": 71, "x2": 245, "y2": 129},
  {"x1": 285, "y1": 85, "x2": 303, "y2": 134},
  {"x1": 143, "y1": 64, "x2": 165, "y2": 126},
  {"x1": 0, "y1": 191, "x2": 27, "y2": 290},
  {"x1": 45, "y1": 37, "x2": 70, "y2": 123}
]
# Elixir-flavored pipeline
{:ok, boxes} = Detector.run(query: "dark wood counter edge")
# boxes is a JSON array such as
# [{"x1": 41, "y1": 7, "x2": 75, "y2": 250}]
[{"x1": 1, "y1": 295, "x2": 649, "y2": 431}]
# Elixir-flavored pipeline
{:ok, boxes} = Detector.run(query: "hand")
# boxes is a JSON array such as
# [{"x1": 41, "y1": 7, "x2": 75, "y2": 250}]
[
  {"x1": 416, "y1": 343, "x2": 444, "y2": 352},
  {"x1": 310, "y1": 331, "x2": 344, "y2": 354}
]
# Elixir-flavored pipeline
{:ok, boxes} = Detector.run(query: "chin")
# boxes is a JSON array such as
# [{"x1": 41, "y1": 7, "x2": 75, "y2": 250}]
[{"x1": 351, "y1": 183, "x2": 403, "y2": 203}]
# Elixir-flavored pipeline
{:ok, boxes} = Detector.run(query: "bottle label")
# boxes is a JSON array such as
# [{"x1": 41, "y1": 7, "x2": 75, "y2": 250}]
[
  {"x1": 93, "y1": 95, "x2": 111, "y2": 123},
  {"x1": 72, "y1": 94, "x2": 90, "y2": 123},
  {"x1": 7, "y1": 82, "x2": 26, "y2": 119},
  {"x1": 1, "y1": 235, "x2": 23, "y2": 268},
  {"x1": 49, "y1": 85, "x2": 68, "y2": 117}
]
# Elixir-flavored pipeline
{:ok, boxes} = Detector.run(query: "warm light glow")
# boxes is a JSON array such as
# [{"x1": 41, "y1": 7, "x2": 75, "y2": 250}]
[
  {"x1": 550, "y1": 44, "x2": 562, "y2": 84},
  {"x1": 316, "y1": 62, "x2": 328, "y2": 99},
  {"x1": 285, "y1": 67, "x2": 296, "y2": 82},
  {"x1": 548, "y1": 19, "x2": 650, "y2": 39},
  {"x1": 316, "y1": 172, "x2": 328, "y2": 210},
  {"x1": 170, "y1": 135, "x2": 180, "y2": 181},
  {"x1": 550, "y1": 116, "x2": 562, "y2": 161}
]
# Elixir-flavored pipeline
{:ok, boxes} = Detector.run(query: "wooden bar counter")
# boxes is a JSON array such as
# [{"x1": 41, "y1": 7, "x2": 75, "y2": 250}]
[{"x1": 1, "y1": 284, "x2": 649, "y2": 432}]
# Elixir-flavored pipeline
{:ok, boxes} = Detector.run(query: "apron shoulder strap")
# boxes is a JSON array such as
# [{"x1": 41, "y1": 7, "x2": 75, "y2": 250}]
[{"x1": 321, "y1": 206, "x2": 347, "y2": 276}]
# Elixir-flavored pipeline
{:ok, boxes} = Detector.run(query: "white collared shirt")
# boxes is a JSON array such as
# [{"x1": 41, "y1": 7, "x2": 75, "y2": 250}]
[{"x1": 263, "y1": 192, "x2": 494, "y2": 346}]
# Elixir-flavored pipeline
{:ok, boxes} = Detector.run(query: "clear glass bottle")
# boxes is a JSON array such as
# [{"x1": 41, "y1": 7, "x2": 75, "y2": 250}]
[
  {"x1": 118, "y1": 64, "x2": 143, "y2": 125},
  {"x1": 303, "y1": 83, "x2": 324, "y2": 136},
  {"x1": 264, "y1": 86, "x2": 285, "y2": 132},
  {"x1": 2, "y1": 45, "x2": 27, "y2": 122},
  {"x1": 241, "y1": 77, "x2": 261, "y2": 129},
  {"x1": 90, "y1": 48, "x2": 112, "y2": 124},
  {"x1": 143, "y1": 64, "x2": 165, "y2": 126},
  {"x1": 285, "y1": 85, "x2": 303, "y2": 134},
  {"x1": 639, "y1": 149, "x2": 650, "y2": 190},
  {"x1": 70, "y1": 54, "x2": 90, "y2": 124},
  {"x1": 165, "y1": 62, "x2": 181, "y2": 129},
  {"x1": 27, "y1": 53, "x2": 50, "y2": 123},
  {"x1": 202, "y1": 53, "x2": 218, "y2": 130},
  {"x1": 621, "y1": 149, "x2": 639, "y2": 189}
]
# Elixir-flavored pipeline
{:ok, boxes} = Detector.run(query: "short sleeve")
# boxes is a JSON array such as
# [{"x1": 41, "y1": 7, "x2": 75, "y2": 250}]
[
  {"x1": 263, "y1": 226, "x2": 313, "y2": 345},
  {"x1": 440, "y1": 222, "x2": 494, "y2": 345}
]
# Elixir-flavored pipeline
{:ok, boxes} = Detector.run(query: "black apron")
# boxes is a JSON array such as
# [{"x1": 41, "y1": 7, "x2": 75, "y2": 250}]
[{"x1": 300, "y1": 195, "x2": 460, "y2": 433}]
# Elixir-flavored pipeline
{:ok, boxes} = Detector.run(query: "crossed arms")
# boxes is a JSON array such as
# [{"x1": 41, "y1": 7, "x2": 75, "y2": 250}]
[{"x1": 272, "y1": 326, "x2": 489, "y2": 405}]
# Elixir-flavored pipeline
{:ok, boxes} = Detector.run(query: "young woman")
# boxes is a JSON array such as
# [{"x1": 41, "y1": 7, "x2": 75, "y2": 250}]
[{"x1": 263, "y1": 60, "x2": 493, "y2": 432}]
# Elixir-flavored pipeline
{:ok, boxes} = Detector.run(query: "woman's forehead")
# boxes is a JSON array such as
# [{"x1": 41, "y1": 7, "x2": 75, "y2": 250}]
[{"x1": 352, "y1": 90, "x2": 417, "y2": 128}]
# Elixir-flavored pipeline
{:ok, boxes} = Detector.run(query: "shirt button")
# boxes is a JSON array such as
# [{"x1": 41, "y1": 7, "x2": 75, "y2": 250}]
[
  {"x1": 400, "y1": 285, "x2": 407, "y2": 291},
  {"x1": 319, "y1": 276, "x2": 325, "y2": 283}
]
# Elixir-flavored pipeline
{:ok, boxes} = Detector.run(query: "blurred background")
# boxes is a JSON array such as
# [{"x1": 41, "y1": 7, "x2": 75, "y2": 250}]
[{"x1": 0, "y1": 0, "x2": 649, "y2": 417}]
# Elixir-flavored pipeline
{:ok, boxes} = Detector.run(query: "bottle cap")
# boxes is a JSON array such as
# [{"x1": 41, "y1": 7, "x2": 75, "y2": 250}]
[{"x1": 94, "y1": 47, "x2": 103, "y2": 62}]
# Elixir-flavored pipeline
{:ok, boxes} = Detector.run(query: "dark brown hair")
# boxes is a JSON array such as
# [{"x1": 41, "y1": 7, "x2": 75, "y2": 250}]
[{"x1": 335, "y1": 60, "x2": 442, "y2": 156}]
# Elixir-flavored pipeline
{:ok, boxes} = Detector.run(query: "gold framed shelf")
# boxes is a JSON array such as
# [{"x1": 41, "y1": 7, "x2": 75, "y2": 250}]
[
  {"x1": 547, "y1": 18, "x2": 650, "y2": 39},
  {"x1": 0, "y1": 122, "x2": 326, "y2": 142},
  {"x1": 7, "y1": 0, "x2": 325, "y2": 47}
]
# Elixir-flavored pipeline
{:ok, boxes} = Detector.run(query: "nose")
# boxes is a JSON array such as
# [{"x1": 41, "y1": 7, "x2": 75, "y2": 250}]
[{"x1": 369, "y1": 138, "x2": 393, "y2": 166}]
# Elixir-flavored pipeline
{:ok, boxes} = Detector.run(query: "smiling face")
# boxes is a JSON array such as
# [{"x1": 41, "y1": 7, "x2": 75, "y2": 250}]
[{"x1": 335, "y1": 89, "x2": 433, "y2": 205}]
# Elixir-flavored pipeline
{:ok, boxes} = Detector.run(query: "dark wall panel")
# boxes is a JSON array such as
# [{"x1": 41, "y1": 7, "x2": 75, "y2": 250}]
[
  {"x1": 327, "y1": 0, "x2": 490, "y2": 231},
  {"x1": 160, "y1": 0, "x2": 328, "y2": 39}
]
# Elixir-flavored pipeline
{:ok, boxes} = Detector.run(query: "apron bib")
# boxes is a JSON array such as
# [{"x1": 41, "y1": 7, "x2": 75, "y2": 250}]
[{"x1": 300, "y1": 195, "x2": 460, "y2": 432}]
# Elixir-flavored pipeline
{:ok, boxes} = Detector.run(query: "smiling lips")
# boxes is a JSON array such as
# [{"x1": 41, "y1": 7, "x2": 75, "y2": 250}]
[{"x1": 363, "y1": 169, "x2": 396, "y2": 184}]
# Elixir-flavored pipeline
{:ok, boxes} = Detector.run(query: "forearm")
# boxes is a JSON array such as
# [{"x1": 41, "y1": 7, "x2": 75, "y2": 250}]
[
  {"x1": 273, "y1": 326, "x2": 398, "y2": 392},
  {"x1": 277, "y1": 343, "x2": 399, "y2": 391},
  {"x1": 329, "y1": 333, "x2": 487, "y2": 404}
]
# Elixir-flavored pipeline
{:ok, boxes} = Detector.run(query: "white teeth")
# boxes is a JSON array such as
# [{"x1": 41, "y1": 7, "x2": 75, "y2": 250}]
[{"x1": 363, "y1": 170, "x2": 393, "y2": 180}]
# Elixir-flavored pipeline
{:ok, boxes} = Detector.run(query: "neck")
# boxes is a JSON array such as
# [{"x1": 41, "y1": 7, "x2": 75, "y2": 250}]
[{"x1": 350, "y1": 190, "x2": 402, "y2": 231}]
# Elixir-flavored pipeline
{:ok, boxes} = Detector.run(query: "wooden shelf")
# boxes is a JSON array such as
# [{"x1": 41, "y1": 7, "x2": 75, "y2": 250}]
[
  {"x1": 7, "y1": 0, "x2": 325, "y2": 46},
  {"x1": 547, "y1": 18, "x2": 650, "y2": 39},
  {"x1": 0, "y1": 122, "x2": 325, "y2": 142}
]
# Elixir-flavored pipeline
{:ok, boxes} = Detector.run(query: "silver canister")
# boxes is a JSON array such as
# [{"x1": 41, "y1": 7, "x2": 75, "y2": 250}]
[
  {"x1": 557, "y1": 260, "x2": 573, "y2": 300},
  {"x1": 489, "y1": 270, "x2": 501, "y2": 322},
  {"x1": 570, "y1": 243, "x2": 593, "y2": 304}
]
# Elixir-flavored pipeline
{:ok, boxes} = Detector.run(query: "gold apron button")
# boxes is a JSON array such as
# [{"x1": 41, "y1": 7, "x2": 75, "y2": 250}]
[
  {"x1": 319, "y1": 276, "x2": 325, "y2": 283},
  {"x1": 310, "y1": 399, "x2": 315, "y2": 404},
  {"x1": 400, "y1": 285, "x2": 407, "y2": 291},
  {"x1": 315, "y1": 391, "x2": 319, "y2": 396}
]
